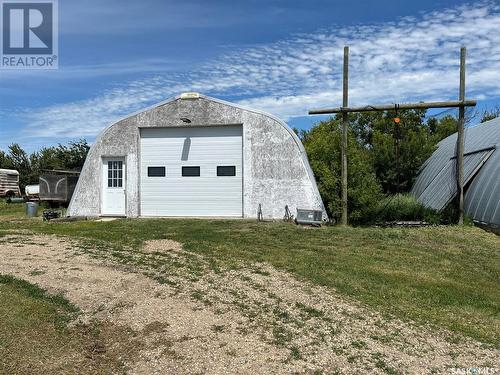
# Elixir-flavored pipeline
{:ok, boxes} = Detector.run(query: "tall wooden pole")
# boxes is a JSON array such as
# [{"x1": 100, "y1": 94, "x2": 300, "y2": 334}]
[
  {"x1": 309, "y1": 47, "x2": 474, "y2": 224},
  {"x1": 456, "y1": 47, "x2": 466, "y2": 225},
  {"x1": 341, "y1": 46, "x2": 349, "y2": 225}
]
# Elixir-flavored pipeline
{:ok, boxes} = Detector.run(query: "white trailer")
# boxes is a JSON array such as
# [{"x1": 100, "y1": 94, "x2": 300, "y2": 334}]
[
  {"x1": 0, "y1": 169, "x2": 21, "y2": 197},
  {"x1": 25, "y1": 184, "x2": 40, "y2": 200}
]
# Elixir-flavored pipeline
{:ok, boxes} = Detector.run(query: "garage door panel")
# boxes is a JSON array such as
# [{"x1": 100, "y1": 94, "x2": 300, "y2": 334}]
[
  {"x1": 140, "y1": 175, "x2": 242, "y2": 185},
  {"x1": 141, "y1": 126, "x2": 242, "y2": 138},
  {"x1": 140, "y1": 126, "x2": 243, "y2": 217},
  {"x1": 143, "y1": 152, "x2": 241, "y2": 165},
  {"x1": 142, "y1": 186, "x2": 242, "y2": 194}
]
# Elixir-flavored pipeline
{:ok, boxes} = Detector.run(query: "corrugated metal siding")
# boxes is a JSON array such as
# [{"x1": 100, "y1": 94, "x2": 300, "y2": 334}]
[
  {"x1": 416, "y1": 150, "x2": 493, "y2": 210},
  {"x1": 464, "y1": 150, "x2": 500, "y2": 226},
  {"x1": 412, "y1": 117, "x2": 500, "y2": 227},
  {"x1": 412, "y1": 145, "x2": 450, "y2": 198}
]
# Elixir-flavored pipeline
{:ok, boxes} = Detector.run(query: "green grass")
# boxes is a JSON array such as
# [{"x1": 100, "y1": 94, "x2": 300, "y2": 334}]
[
  {"x1": 0, "y1": 273, "x2": 79, "y2": 322},
  {"x1": 0, "y1": 199, "x2": 25, "y2": 218},
  {"x1": 0, "y1": 275, "x2": 139, "y2": 374},
  {"x1": 0, "y1": 198, "x2": 499, "y2": 346},
  {"x1": 0, "y1": 275, "x2": 75, "y2": 374}
]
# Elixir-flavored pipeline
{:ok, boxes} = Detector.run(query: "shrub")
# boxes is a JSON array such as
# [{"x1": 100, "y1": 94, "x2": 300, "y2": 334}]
[
  {"x1": 302, "y1": 119, "x2": 383, "y2": 223},
  {"x1": 365, "y1": 194, "x2": 441, "y2": 224}
]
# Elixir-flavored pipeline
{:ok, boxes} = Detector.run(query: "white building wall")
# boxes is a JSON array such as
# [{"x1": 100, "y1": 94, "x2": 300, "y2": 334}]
[{"x1": 68, "y1": 95, "x2": 326, "y2": 219}]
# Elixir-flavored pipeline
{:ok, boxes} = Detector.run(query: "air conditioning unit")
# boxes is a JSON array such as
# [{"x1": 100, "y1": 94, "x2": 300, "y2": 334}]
[{"x1": 295, "y1": 209, "x2": 323, "y2": 226}]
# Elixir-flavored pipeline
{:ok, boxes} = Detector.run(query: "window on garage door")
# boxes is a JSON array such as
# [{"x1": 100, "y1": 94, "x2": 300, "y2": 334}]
[
  {"x1": 182, "y1": 166, "x2": 200, "y2": 177},
  {"x1": 148, "y1": 167, "x2": 166, "y2": 177},
  {"x1": 217, "y1": 166, "x2": 236, "y2": 176}
]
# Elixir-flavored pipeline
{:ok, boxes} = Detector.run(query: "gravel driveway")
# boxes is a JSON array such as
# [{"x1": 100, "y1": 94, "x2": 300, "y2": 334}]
[{"x1": 0, "y1": 233, "x2": 497, "y2": 374}]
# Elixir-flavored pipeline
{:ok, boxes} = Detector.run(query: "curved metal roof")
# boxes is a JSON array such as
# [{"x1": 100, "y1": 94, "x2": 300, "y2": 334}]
[{"x1": 411, "y1": 117, "x2": 500, "y2": 227}]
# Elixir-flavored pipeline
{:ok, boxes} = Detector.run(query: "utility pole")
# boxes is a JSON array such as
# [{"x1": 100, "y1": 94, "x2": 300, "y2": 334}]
[
  {"x1": 341, "y1": 46, "x2": 349, "y2": 226},
  {"x1": 456, "y1": 47, "x2": 466, "y2": 225},
  {"x1": 394, "y1": 113, "x2": 401, "y2": 194},
  {"x1": 308, "y1": 48, "x2": 475, "y2": 225}
]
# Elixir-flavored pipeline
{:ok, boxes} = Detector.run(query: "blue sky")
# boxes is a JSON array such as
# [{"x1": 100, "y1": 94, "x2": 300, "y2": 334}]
[{"x1": 1, "y1": 0, "x2": 500, "y2": 152}]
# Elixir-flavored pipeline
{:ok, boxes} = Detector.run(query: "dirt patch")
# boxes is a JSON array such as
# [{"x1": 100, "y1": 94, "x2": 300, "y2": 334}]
[
  {"x1": 0, "y1": 234, "x2": 498, "y2": 375},
  {"x1": 141, "y1": 239, "x2": 183, "y2": 254}
]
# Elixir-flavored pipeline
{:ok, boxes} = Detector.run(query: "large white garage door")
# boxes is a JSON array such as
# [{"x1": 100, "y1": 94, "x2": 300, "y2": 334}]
[{"x1": 140, "y1": 126, "x2": 243, "y2": 217}]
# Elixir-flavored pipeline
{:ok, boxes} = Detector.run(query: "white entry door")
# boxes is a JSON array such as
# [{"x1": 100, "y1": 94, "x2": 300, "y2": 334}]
[
  {"x1": 140, "y1": 126, "x2": 243, "y2": 217},
  {"x1": 102, "y1": 158, "x2": 126, "y2": 216}
]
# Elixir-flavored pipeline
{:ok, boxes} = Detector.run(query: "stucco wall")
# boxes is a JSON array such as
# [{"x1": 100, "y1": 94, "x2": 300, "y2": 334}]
[{"x1": 68, "y1": 95, "x2": 326, "y2": 219}]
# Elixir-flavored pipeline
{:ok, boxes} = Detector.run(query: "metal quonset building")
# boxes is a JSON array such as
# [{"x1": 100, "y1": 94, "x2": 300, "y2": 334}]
[
  {"x1": 68, "y1": 93, "x2": 326, "y2": 219},
  {"x1": 411, "y1": 117, "x2": 500, "y2": 228}
]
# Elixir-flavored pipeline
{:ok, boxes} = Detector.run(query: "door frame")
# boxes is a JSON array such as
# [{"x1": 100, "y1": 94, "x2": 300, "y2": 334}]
[{"x1": 101, "y1": 156, "x2": 127, "y2": 217}]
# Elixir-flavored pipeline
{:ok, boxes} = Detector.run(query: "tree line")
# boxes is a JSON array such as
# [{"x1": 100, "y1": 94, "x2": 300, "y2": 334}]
[
  {"x1": 0, "y1": 140, "x2": 90, "y2": 191},
  {"x1": 299, "y1": 108, "x2": 498, "y2": 223}
]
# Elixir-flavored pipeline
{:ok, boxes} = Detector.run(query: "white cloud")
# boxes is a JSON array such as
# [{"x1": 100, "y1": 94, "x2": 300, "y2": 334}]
[
  {"x1": 18, "y1": 1, "x2": 500, "y2": 138},
  {"x1": 0, "y1": 58, "x2": 186, "y2": 81}
]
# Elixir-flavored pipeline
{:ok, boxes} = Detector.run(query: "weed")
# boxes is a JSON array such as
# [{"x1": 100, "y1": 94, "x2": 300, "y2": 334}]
[
  {"x1": 295, "y1": 302, "x2": 324, "y2": 319},
  {"x1": 371, "y1": 352, "x2": 402, "y2": 375},
  {"x1": 351, "y1": 339, "x2": 367, "y2": 349},
  {"x1": 272, "y1": 325, "x2": 293, "y2": 347},
  {"x1": 211, "y1": 325, "x2": 225, "y2": 333},
  {"x1": 347, "y1": 354, "x2": 358, "y2": 363},
  {"x1": 29, "y1": 269, "x2": 46, "y2": 276},
  {"x1": 289, "y1": 345, "x2": 302, "y2": 360},
  {"x1": 273, "y1": 305, "x2": 292, "y2": 322}
]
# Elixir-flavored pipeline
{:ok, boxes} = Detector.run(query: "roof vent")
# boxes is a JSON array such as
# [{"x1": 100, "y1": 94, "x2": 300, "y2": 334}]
[{"x1": 180, "y1": 92, "x2": 200, "y2": 100}]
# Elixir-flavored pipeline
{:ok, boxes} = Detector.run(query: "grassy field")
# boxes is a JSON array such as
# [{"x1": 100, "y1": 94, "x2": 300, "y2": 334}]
[{"x1": 0, "y1": 199, "x2": 499, "y2": 348}]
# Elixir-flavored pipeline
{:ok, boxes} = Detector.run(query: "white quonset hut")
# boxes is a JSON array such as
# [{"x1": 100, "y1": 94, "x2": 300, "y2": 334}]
[{"x1": 68, "y1": 93, "x2": 326, "y2": 219}]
